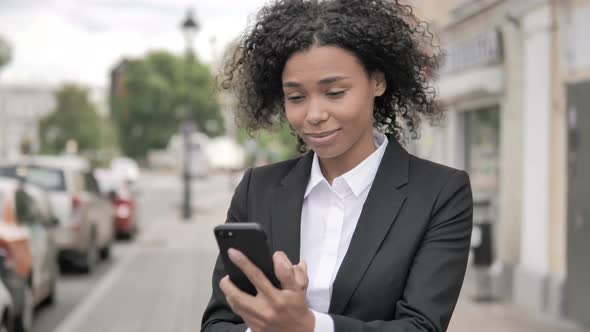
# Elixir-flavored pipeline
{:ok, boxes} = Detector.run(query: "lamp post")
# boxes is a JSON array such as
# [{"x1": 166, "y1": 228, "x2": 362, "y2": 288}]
[
  {"x1": 181, "y1": 9, "x2": 199, "y2": 61},
  {"x1": 179, "y1": 9, "x2": 199, "y2": 220}
]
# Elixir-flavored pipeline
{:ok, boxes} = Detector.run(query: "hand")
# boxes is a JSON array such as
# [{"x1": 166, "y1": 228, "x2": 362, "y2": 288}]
[{"x1": 219, "y1": 249, "x2": 315, "y2": 332}]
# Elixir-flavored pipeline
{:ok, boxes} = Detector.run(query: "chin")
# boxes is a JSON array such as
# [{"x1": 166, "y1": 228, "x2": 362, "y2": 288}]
[{"x1": 310, "y1": 145, "x2": 345, "y2": 160}]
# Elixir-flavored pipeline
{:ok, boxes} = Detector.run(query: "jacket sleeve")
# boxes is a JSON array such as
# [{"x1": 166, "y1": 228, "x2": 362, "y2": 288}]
[
  {"x1": 330, "y1": 170, "x2": 473, "y2": 332},
  {"x1": 201, "y1": 168, "x2": 252, "y2": 332}
]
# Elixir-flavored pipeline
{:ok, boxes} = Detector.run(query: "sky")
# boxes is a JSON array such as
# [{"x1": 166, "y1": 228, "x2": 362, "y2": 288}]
[{"x1": 0, "y1": 0, "x2": 270, "y2": 88}]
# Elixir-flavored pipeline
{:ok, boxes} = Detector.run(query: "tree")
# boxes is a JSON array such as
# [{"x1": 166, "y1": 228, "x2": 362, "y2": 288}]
[
  {"x1": 111, "y1": 51, "x2": 224, "y2": 159},
  {"x1": 39, "y1": 84, "x2": 105, "y2": 154}
]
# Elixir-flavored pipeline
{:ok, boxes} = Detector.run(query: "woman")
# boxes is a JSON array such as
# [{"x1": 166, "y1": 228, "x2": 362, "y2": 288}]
[{"x1": 202, "y1": 0, "x2": 473, "y2": 331}]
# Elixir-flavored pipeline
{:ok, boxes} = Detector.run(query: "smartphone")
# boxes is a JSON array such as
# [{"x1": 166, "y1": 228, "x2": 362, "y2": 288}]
[{"x1": 214, "y1": 223, "x2": 280, "y2": 295}]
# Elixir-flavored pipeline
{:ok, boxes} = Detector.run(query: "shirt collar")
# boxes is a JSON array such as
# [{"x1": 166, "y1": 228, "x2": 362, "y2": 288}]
[{"x1": 304, "y1": 132, "x2": 389, "y2": 198}]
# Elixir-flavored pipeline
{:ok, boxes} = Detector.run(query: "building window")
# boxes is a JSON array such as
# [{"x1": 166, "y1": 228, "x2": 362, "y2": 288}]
[{"x1": 464, "y1": 106, "x2": 501, "y2": 198}]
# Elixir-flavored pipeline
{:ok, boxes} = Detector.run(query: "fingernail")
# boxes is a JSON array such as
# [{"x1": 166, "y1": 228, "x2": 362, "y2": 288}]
[{"x1": 228, "y1": 248, "x2": 241, "y2": 262}]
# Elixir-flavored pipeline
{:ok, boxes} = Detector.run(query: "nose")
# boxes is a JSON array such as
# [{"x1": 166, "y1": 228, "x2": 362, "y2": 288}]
[{"x1": 305, "y1": 98, "x2": 329, "y2": 125}]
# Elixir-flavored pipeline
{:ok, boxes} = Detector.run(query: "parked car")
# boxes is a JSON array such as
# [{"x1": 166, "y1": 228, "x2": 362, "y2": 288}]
[
  {"x1": 94, "y1": 169, "x2": 138, "y2": 239},
  {"x1": 0, "y1": 271, "x2": 14, "y2": 332},
  {"x1": 0, "y1": 178, "x2": 59, "y2": 332},
  {"x1": 110, "y1": 157, "x2": 140, "y2": 184},
  {"x1": 0, "y1": 156, "x2": 114, "y2": 273}
]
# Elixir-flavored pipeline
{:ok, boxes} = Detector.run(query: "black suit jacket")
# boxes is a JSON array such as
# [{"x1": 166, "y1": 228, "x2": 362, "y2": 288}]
[{"x1": 201, "y1": 138, "x2": 473, "y2": 332}]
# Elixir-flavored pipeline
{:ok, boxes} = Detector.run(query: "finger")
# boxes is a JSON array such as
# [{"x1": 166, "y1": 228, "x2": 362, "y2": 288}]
[
  {"x1": 219, "y1": 276, "x2": 261, "y2": 317},
  {"x1": 219, "y1": 275, "x2": 256, "y2": 303},
  {"x1": 228, "y1": 248, "x2": 276, "y2": 296},
  {"x1": 293, "y1": 261, "x2": 309, "y2": 291},
  {"x1": 273, "y1": 251, "x2": 297, "y2": 290},
  {"x1": 293, "y1": 260, "x2": 309, "y2": 290},
  {"x1": 219, "y1": 276, "x2": 273, "y2": 328}
]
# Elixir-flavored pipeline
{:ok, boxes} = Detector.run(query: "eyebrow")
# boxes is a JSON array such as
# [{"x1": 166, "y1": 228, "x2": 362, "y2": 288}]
[{"x1": 282, "y1": 76, "x2": 349, "y2": 88}]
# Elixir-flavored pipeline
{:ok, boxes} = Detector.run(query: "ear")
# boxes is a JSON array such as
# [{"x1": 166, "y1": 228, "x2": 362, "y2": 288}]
[{"x1": 372, "y1": 71, "x2": 386, "y2": 97}]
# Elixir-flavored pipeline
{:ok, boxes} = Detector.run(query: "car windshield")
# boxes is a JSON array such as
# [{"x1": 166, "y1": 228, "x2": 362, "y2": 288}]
[
  {"x1": 0, "y1": 165, "x2": 66, "y2": 192},
  {"x1": 26, "y1": 166, "x2": 66, "y2": 191},
  {"x1": 0, "y1": 166, "x2": 17, "y2": 178},
  {"x1": 97, "y1": 177, "x2": 119, "y2": 193}
]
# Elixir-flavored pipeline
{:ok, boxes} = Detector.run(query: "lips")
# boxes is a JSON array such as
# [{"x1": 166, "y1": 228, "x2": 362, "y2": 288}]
[
  {"x1": 306, "y1": 129, "x2": 340, "y2": 138},
  {"x1": 304, "y1": 128, "x2": 341, "y2": 145}
]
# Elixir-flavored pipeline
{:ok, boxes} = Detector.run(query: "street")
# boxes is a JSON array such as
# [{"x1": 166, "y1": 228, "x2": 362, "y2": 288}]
[
  {"x1": 28, "y1": 170, "x2": 588, "y2": 332},
  {"x1": 30, "y1": 171, "x2": 236, "y2": 332}
]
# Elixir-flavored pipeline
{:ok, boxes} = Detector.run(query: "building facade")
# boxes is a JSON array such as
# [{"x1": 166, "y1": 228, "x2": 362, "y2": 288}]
[
  {"x1": 412, "y1": 0, "x2": 590, "y2": 328},
  {"x1": 0, "y1": 85, "x2": 55, "y2": 159}
]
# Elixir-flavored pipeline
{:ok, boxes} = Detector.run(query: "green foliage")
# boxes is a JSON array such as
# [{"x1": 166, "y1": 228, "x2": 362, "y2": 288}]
[
  {"x1": 111, "y1": 51, "x2": 224, "y2": 159},
  {"x1": 237, "y1": 123, "x2": 300, "y2": 166},
  {"x1": 39, "y1": 84, "x2": 106, "y2": 154}
]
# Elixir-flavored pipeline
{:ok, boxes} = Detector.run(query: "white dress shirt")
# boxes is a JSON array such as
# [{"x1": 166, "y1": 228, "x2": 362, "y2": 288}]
[
  {"x1": 302, "y1": 133, "x2": 388, "y2": 332},
  {"x1": 245, "y1": 133, "x2": 388, "y2": 332}
]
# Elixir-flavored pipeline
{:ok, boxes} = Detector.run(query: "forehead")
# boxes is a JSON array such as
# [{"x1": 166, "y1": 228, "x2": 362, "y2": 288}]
[{"x1": 282, "y1": 46, "x2": 366, "y2": 82}]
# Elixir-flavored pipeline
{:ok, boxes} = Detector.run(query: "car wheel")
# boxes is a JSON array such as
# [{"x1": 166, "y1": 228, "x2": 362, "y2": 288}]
[
  {"x1": 80, "y1": 235, "x2": 98, "y2": 273},
  {"x1": 0, "y1": 321, "x2": 9, "y2": 332},
  {"x1": 0, "y1": 313, "x2": 11, "y2": 332},
  {"x1": 99, "y1": 243, "x2": 111, "y2": 260},
  {"x1": 14, "y1": 283, "x2": 33, "y2": 332}
]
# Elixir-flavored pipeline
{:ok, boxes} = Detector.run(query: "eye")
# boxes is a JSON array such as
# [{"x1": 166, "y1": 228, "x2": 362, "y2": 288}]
[
  {"x1": 287, "y1": 95, "x2": 305, "y2": 104},
  {"x1": 326, "y1": 90, "x2": 346, "y2": 98}
]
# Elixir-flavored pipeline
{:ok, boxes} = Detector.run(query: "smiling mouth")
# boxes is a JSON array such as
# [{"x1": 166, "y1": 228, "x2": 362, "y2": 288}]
[{"x1": 305, "y1": 128, "x2": 341, "y2": 138}]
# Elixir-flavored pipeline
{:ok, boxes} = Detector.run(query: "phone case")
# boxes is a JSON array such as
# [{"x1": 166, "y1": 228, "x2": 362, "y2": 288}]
[{"x1": 214, "y1": 223, "x2": 280, "y2": 295}]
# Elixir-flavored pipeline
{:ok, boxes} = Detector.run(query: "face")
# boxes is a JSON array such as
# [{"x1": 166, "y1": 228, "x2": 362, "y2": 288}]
[{"x1": 282, "y1": 45, "x2": 386, "y2": 163}]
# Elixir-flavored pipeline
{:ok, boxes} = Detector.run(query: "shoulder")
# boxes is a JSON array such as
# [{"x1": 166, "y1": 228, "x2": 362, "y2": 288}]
[
  {"x1": 248, "y1": 154, "x2": 308, "y2": 186},
  {"x1": 408, "y1": 154, "x2": 466, "y2": 182},
  {"x1": 405, "y1": 153, "x2": 471, "y2": 202}
]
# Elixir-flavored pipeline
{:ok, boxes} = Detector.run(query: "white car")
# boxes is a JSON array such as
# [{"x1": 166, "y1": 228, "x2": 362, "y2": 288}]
[
  {"x1": 0, "y1": 156, "x2": 114, "y2": 273},
  {"x1": 110, "y1": 157, "x2": 140, "y2": 184}
]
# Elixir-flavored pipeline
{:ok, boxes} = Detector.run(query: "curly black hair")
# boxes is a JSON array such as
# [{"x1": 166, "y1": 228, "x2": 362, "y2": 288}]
[{"x1": 220, "y1": 0, "x2": 444, "y2": 151}]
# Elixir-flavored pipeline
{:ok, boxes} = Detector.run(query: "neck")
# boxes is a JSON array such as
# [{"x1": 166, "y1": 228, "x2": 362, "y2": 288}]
[{"x1": 318, "y1": 130, "x2": 377, "y2": 185}]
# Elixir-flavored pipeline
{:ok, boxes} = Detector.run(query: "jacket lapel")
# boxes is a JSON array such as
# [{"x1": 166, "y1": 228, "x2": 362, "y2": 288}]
[
  {"x1": 270, "y1": 152, "x2": 314, "y2": 264},
  {"x1": 329, "y1": 138, "x2": 410, "y2": 315}
]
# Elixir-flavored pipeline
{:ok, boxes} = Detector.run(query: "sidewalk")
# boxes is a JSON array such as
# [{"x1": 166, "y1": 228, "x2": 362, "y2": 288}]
[
  {"x1": 51, "y1": 174, "x2": 588, "y2": 332},
  {"x1": 450, "y1": 281, "x2": 588, "y2": 332}
]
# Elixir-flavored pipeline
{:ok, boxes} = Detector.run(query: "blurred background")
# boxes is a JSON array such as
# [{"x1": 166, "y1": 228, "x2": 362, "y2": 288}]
[{"x1": 0, "y1": 0, "x2": 588, "y2": 331}]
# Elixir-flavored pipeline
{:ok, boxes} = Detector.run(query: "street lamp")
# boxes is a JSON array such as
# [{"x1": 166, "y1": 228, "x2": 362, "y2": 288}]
[
  {"x1": 181, "y1": 9, "x2": 199, "y2": 60},
  {"x1": 179, "y1": 8, "x2": 200, "y2": 220}
]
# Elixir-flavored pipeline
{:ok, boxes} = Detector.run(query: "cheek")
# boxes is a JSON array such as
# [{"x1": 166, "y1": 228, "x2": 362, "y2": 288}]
[
  {"x1": 338, "y1": 94, "x2": 374, "y2": 125},
  {"x1": 285, "y1": 106, "x2": 303, "y2": 130}
]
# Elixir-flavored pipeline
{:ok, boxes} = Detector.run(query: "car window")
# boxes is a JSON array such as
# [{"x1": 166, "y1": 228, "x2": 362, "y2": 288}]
[
  {"x1": 14, "y1": 188, "x2": 41, "y2": 224},
  {"x1": 24, "y1": 166, "x2": 66, "y2": 191},
  {"x1": 0, "y1": 165, "x2": 17, "y2": 177},
  {"x1": 84, "y1": 172, "x2": 100, "y2": 194}
]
